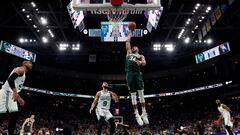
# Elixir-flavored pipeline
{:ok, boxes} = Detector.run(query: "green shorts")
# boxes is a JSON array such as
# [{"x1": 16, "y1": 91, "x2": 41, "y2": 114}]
[{"x1": 126, "y1": 72, "x2": 144, "y2": 93}]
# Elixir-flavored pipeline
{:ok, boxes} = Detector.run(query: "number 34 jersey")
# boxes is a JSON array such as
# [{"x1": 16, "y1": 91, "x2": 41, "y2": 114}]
[
  {"x1": 125, "y1": 53, "x2": 141, "y2": 72},
  {"x1": 2, "y1": 69, "x2": 26, "y2": 92},
  {"x1": 97, "y1": 90, "x2": 111, "y2": 110}
]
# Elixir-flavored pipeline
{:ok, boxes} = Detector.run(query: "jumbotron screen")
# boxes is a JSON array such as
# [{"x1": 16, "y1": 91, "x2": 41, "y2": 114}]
[{"x1": 101, "y1": 22, "x2": 129, "y2": 42}]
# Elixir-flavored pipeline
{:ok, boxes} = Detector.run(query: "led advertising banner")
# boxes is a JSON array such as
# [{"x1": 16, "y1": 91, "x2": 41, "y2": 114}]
[{"x1": 0, "y1": 40, "x2": 36, "y2": 62}]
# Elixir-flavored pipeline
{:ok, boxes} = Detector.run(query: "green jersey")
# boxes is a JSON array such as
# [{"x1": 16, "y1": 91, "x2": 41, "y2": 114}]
[{"x1": 125, "y1": 53, "x2": 141, "y2": 72}]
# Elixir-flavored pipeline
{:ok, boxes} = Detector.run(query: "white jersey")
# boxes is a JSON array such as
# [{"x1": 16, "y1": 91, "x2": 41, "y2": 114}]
[
  {"x1": 2, "y1": 69, "x2": 26, "y2": 92},
  {"x1": 218, "y1": 104, "x2": 233, "y2": 127},
  {"x1": 97, "y1": 90, "x2": 111, "y2": 110}
]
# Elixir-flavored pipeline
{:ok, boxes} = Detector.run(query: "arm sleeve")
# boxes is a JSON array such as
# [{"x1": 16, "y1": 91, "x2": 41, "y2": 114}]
[{"x1": 7, "y1": 73, "x2": 19, "y2": 90}]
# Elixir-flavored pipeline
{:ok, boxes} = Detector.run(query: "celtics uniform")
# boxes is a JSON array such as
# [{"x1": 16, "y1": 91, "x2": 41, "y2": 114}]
[
  {"x1": 125, "y1": 53, "x2": 144, "y2": 93},
  {"x1": 0, "y1": 69, "x2": 25, "y2": 113},
  {"x1": 96, "y1": 90, "x2": 113, "y2": 121}
]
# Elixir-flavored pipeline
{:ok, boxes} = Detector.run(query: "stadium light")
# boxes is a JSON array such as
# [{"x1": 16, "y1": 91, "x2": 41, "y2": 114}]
[
  {"x1": 207, "y1": 38, "x2": 213, "y2": 44},
  {"x1": 184, "y1": 37, "x2": 190, "y2": 44},
  {"x1": 40, "y1": 17, "x2": 48, "y2": 25},
  {"x1": 143, "y1": 30, "x2": 148, "y2": 35},
  {"x1": 42, "y1": 36, "x2": 48, "y2": 43},
  {"x1": 153, "y1": 44, "x2": 161, "y2": 51},
  {"x1": 165, "y1": 43, "x2": 174, "y2": 52},
  {"x1": 83, "y1": 29, "x2": 88, "y2": 35},
  {"x1": 19, "y1": 38, "x2": 24, "y2": 43},
  {"x1": 31, "y1": 2, "x2": 36, "y2": 8},
  {"x1": 48, "y1": 29, "x2": 54, "y2": 38}
]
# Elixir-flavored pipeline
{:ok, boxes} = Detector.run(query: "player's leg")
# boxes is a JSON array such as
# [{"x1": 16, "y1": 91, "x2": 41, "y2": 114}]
[
  {"x1": 0, "y1": 90, "x2": 8, "y2": 126},
  {"x1": 126, "y1": 72, "x2": 143, "y2": 126},
  {"x1": 224, "y1": 114, "x2": 234, "y2": 135},
  {"x1": 137, "y1": 72, "x2": 149, "y2": 125},
  {"x1": 96, "y1": 109, "x2": 105, "y2": 135},
  {"x1": 105, "y1": 110, "x2": 115, "y2": 135},
  {"x1": 8, "y1": 92, "x2": 19, "y2": 135}
]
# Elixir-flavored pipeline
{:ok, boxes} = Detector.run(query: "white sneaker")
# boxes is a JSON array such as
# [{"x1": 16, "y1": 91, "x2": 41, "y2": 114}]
[
  {"x1": 135, "y1": 114, "x2": 144, "y2": 126},
  {"x1": 141, "y1": 113, "x2": 149, "y2": 125}
]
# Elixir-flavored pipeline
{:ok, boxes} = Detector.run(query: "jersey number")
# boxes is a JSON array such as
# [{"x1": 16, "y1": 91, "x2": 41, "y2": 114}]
[
  {"x1": 129, "y1": 56, "x2": 136, "y2": 61},
  {"x1": 103, "y1": 101, "x2": 108, "y2": 107}
]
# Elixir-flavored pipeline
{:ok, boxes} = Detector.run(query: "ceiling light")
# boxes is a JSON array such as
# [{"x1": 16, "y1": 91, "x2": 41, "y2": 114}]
[
  {"x1": 26, "y1": 15, "x2": 30, "y2": 18},
  {"x1": 194, "y1": 25, "x2": 198, "y2": 29},
  {"x1": 207, "y1": 38, "x2": 212, "y2": 44},
  {"x1": 36, "y1": 9, "x2": 39, "y2": 11},
  {"x1": 42, "y1": 36, "x2": 48, "y2": 43},
  {"x1": 37, "y1": 29, "x2": 40, "y2": 32},
  {"x1": 40, "y1": 17, "x2": 48, "y2": 25},
  {"x1": 31, "y1": 2, "x2": 36, "y2": 8},
  {"x1": 188, "y1": 18, "x2": 191, "y2": 22},
  {"x1": 19, "y1": 38, "x2": 24, "y2": 43},
  {"x1": 33, "y1": 25, "x2": 37, "y2": 28},
  {"x1": 191, "y1": 31, "x2": 195, "y2": 33},
  {"x1": 184, "y1": 37, "x2": 190, "y2": 44},
  {"x1": 34, "y1": 40, "x2": 36, "y2": 42},
  {"x1": 25, "y1": 39, "x2": 28, "y2": 42},
  {"x1": 201, "y1": 16, "x2": 205, "y2": 19},
  {"x1": 48, "y1": 29, "x2": 54, "y2": 38},
  {"x1": 199, "y1": 19, "x2": 202, "y2": 22},
  {"x1": 204, "y1": 40, "x2": 206, "y2": 43},
  {"x1": 29, "y1": 18, "x2": 32, "y2": 21},
  {"x1": 199, "y1": 40, "x2": 202, "y2": 43},
  {"x1": 29, "y1": 39, "x2": 33, "y2": 42},
  {"x1": 22, "y1": 8, "x2": 26, "y2": 12},
  {"x1": 207, "y1": 6, "x2": 211, "y2": 11},
  {"x1": 196, "y1": 3, "x2": 200, "y2": 7},
  {"x1": 195, "y1": 40, "x2": 198, "y2": 43},
  {"x1": 193, "y1": 10, "x2": 196, "y2": 13}
]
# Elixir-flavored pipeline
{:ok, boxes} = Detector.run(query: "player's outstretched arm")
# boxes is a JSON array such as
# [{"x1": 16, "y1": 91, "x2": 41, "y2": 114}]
[
  {"x1": 111, "y1": 92, "x2": 119, "y2": 103},
  {"x1": 89, "y1": 92, "x2": 100, "y2": 114},
  {"x1": 126, "y1": 31, "x2": 133, "y2": 54}
]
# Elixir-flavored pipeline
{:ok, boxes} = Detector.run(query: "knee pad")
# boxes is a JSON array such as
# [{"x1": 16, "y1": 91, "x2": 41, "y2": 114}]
[
  {"x1": 131, "y1": 92, "x2": 137, "y2": 105},
  {"x1": 138, "y1": 90, "x2": 145, "y2": 103}
]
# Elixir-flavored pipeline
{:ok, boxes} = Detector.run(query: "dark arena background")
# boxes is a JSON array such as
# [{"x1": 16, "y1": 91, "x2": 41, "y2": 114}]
[{"x1": 0, "y1": 0, "x2": 240, "y2": 135}]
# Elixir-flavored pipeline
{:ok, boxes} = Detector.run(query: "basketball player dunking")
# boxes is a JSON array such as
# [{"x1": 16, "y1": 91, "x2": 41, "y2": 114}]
[
  {"x1": 216, "y1": 99, "x2": 234, "y2": 135},
  {"x1": 89, "y1": 82, "x2": 119, "y2": 135},
  {"x1": 0, "y1": 61, "x2": 33, "y2": 135},
  {"x1": 125, "y1": 29, "x2": 149, "y2": 126},
  {"x1": 20, "y1": 114, "x2": 35, "y2": 135}
]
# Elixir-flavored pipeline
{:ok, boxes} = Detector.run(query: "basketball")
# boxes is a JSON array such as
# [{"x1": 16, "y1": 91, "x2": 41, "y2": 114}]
[{"x1": 128, "y1": 22, "x2": 136, "y2": 31}]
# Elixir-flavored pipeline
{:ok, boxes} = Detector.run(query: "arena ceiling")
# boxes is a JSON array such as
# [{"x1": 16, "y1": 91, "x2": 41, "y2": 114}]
[{"x1": 0, "y1": 0, "x2": 239, "y2": 72}]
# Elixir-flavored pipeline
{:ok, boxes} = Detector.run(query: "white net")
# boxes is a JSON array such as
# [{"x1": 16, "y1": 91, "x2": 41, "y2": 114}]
[{"x1": 107, "y1": 9, "x2": 129, "y2": 22}]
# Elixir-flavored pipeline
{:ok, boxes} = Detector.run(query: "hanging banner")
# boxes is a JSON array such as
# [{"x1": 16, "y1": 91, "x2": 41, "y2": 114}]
[{"x1": 215, "y1": 6, "x2": 222, "y2": 20}]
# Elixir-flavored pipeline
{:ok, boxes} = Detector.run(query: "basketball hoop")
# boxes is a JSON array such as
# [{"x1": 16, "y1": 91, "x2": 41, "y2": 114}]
[{"x1": 107, "y1": 9, "x2": 129, "y2": 22}]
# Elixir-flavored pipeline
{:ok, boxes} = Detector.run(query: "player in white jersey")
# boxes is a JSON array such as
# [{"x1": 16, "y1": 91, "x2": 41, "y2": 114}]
[
  {"x1": 89, "y1": 82, "x2": 119, "y2": 135},
  {"x1": 0, "y1": 61, "x2": 33, "y2": 135},
  {"x1": 216, "y1": 99, "x2": 234, "y2": 135}
]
